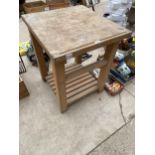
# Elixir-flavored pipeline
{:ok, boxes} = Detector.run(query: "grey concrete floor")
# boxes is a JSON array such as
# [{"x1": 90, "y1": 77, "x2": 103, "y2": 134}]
[
  {"x1": 89, "y1": 119, "x2": 135, "y2": 155},
  {"x1": 19, "y1": 2, "x2": 135, "y2": 155}
]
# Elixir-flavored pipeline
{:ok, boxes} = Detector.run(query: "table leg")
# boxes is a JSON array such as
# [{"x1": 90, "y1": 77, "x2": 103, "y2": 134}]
[
  {"x1": 75, "y1": 55, "x2": 82, "y2": 64},
  {"x1": 98, "y1": 42, "x2": 119, "y2": 92},
  {"x1": 30, "y1": 32, "x2": 48, "y2": 81},
  {"x1": 52, "y1": 60, "x2": 67, "y2": 113}
]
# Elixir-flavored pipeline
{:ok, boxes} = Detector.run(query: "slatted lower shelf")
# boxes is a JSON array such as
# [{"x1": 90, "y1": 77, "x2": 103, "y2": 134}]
[{"x1": 46, "y1": 64, "x2": 98, "y2": 105}]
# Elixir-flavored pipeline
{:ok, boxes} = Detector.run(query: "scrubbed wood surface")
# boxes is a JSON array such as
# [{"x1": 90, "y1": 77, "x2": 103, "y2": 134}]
[{"x1": 22, "y1": 5, "x2": 130, "y2": 59}]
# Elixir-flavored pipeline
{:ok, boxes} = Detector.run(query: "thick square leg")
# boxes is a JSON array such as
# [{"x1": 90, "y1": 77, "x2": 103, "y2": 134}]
[
  {"x1": 30, "y1": 32, "x2": 48, "y2": 81},
  {"x1": 52, "y1": 60, "x2": 67, "y2": 113},
  {"x1": 98, "y1": 42, "x2": 119, "y2": 92},
  {"x1": 75, "y1": 55, "x2": 82, "y2": 64}
]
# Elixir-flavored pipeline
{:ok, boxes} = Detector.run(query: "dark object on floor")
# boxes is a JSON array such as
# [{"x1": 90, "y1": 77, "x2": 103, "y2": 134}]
[
  {"x1": 26, "y1": 42, "x2": 37, "y2": 66},
  {"x1": 81, "y1": 53, "x2": 92, "y2": 61},
  {"x1": 26, "y1": 42, "x2": 50, "y2": 67},
  {"x1": 103, "y1": 13, "x2": 110, "y2": 17},
  {"x1": 19, "y1": 53, "x2": 26, "y2": 74},
  {"x1": 70, "y1": 0, "x2": 82, "y2": 5}
]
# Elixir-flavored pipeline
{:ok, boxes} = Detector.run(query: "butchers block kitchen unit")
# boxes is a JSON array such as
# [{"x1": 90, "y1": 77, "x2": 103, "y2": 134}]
[{"x1": 22, "y1": 5, "x2": 131, "y2": 112}]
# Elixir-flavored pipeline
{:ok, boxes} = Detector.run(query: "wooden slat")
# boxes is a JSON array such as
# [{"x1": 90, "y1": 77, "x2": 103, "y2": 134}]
[
  {"x1": 52, "y1": 87, "x2": 56, "y2": 94},
  {"x1": 46, "y1": 63, "x2": 82, "y2": 82},
  {"x1": 46, "y1": 71, "x2": 89, "y2": 85},
  {"x1": 66, "y1": 73, "x2": 92, "y2": 88},
  {"x1": 45, "y1": 73, "x2": 53, "y2": 81},
  {"x1": 66, "y1": 60, "x2": 107, "y2": 80},
  {"x1": 47, "y1": 63, "x2": 81, "y2": 75},
  {"x1": 67, "y1": 85, "x2": 98, "y2": 105},
  {"x1": 65, "y1": 63, "x2": 81, "y2": 73},
  {"x1": 66, "y1": 77, "x2": 95, "y2": 93},
  {"x1": 47, "y1": 72, "x2": 92, "y2": 92},
  {"x1": 46, "y1": 71, "x2": 98, "y2": 105},
  {"x1": 67, "y1": 80, "x2": 97, "y2": 98},
  {"x1": 66, "y1": 72, "x2": 89, "y2": 84}
]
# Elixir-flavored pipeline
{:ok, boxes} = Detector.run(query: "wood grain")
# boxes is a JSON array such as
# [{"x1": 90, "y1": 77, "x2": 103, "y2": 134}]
[
  {"x1": 22, "y1": 5, "x2": 131, "y2": 61},
  {"x1": 30, "y1": 32, "x2": 48, "y2": 81},
  {"x1": 46, "y1": 71, "x2": 98, "y2": 105},
  {"x1": 98, "y1": 42, "x2": 119, "y2": 92},
  {"x1": 52, "y1": 60, "x2": 67, "y2": 112},
  {"x1": 66, "y1": 60, "x2": 107, "y2": 80}
]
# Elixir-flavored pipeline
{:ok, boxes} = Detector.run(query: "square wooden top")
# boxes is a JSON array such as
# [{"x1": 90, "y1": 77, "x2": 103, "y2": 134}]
[{"x1": 22, "y1": 5, "x2": 131, "y2": 61}]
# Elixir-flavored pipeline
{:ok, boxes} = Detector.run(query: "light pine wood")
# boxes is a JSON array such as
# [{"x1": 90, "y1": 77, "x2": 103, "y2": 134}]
[
  {"x1": 67, "y1": 85, "x2": 98, "y2": 105},
  {"x1": 49, "y1": 73, "x2": 92, "y2": 91},
  {"x1": 67, "y1": 80, "x2": 97, "y2": 98},
  {"x1": 46, "y1": 71, "x2": 89, "y2": 85},
  {"x1": 22, "y1": 5, "x2": 131, "y2": 62},
  {"x1": 30, "y1": 32, "x2": 48, "y2": 81},
  {"x1": 75, "y1": 55, "x2": 82, "y2": 64},
  {"x1": 46, "y1": 71, "x2": 98, "y2": 105},
  {"x1": 22, "y1": 6, "x2": 131, "y2": 112},
  {"x1": 65, "y1": 64, "x2": 81, "y2": 73},
  {"x1": 66, "y1": 60, "x2": 107, "y2": 80},
  {"x1": 50, "y1": 73, "x2": 93, "y2": 93},
  {"x1": 66, "y1": 73, "x2": 92, "y2": 88},
  {"x1": 52, "y1": 60, "x2": 67, "y2": 113},
  {"x1": 98, "y1": 42, "x2": 119, "y2": 92}
]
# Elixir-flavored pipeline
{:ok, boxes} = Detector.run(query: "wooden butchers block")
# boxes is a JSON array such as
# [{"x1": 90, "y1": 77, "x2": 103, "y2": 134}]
[
  {"x1": 22, "y1": 5, "x2": 131, "y2": 112},
  {"x1": 22, "y1": 5, "x2": 131, "y2": 62}
]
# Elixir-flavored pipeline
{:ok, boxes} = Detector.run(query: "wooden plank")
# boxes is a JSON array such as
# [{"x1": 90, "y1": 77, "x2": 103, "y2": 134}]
[
  {"x1": 66, "y1": 72, "x2": 89, "y2": 84},
  {"x1": 51, "y1": 87, "x2": 56, "y2": 94},
  {"x1": 65, "y1": 64, "x2": 81, "y2": 73},
  {"x1": 47, "y1": 72, "x2": 89, "y2": 85},
  {"x1": 66, "y1": 60, "x2": 107, "y2": 80},
  {"x1": 67, "y1": 85, "x2": 98, "y2": 105},
  {"x1": 66, "y1": 77, "x2": 95, "y2": 93},
  {"x1": 45, "y1": 73, "x2": 53, "y2": 81},
  {"x1": 98, "y1": 42, "x2": 119, "y2": 92},
  {"x1": 65, "y1": 63, "x2": 79, "y2": 71},
  {"x1": 52, "y1": 60, "x2": 67, "y2": 113},
  {"x1": 66, "y1": 73, "x2": 92, "y2": 88},
  {"x1": 46, "y1": 63, "x2": 81, "y2": 81},
  {"x1": 30, "y1": 32, "x2": 48, "y2": 81},
  {"x1": 48, "y1": 72, "x2": 92, "y2": 91}
]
